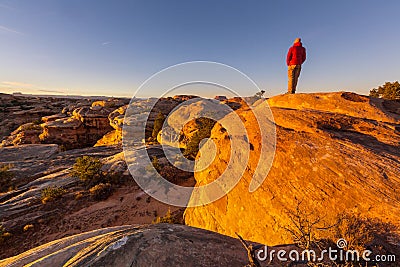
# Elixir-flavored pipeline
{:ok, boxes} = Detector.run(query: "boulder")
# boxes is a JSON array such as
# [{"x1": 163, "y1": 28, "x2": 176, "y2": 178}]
[
  {"x1": 0, "y1": 224, "x2": 250, "y2": 267},
  {"x1": 184, "y1": 92, "x2": 400, "y2": 246}
]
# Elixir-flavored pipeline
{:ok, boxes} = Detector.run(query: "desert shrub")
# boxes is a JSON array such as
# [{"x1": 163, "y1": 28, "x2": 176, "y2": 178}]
[
  {"x1": 183, "y1": 118, "x2": 216, "y2": 160},
  {"x1": 152, "y1": 209, "x2": 176, "y2": 224},
  {"x1": 282, "y1": 199, "x2": 334, "y2": 250},
  {"x1": 41, "y1": 186, "x2": 66, "y2": 203},
  {"x1": 71, "y1": 156, "x2": 104, "y2": 186},
  {"x1": 74, "y1": 191, "x2": 86, "y2": 200},
  {"x1": 151, "y1": 156, "x2": 162, "y2": 172},
  {"x1": 24, "y1": 123, "x2": 42, "y2": 131},
  {"x1": 152, "y1": 112, "x2": 165, "y2": 140},
  {"x1": 153, "y1": 208, "x2": 185, "y2": 224},
  {"x1": 0, "y1": 225, "x2": 11, "y2": 244},
  {"x1": 89, "y1": 183, "x2": 113, "y2": 200},
  {"x1": 32, "y1": 119, "x2": 43, "y2": 125},
  {"x1": 159, "y1": 165, "x2": 179, "y2": 184},
  {"x1": 370, "y1": 81, "x2": 400, "y2": 100},
  {"x1": 23, "y1": 224, "x2": 34, "y2": 231},
  {"x1": 333, "y1": 213, "x2": 398, "y2": 252},
  {"x1": 0, "y1": 164, "x2": 15, "y2": 193}
]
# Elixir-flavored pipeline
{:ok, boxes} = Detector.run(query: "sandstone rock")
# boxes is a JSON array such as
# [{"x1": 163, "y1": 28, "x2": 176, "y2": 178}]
[
  {"x1": 184, "y1": 92, "x2": 400, "y2": 247},
  {"x1": 101, "y1": 152, "x2": 128, "y2": 177},
  {"x1": 95, "y1": 105, "x2": 127, "y2": 146},
  {"x1": 0, "y1": 95, "x2": 68, "y2": 141},
  {"x1": 0, "y1": 224, "x2": 250, "y2": 267},
  {"x1": 172, "y1": 94, "x2": 199, "y2": 102},
  {"x1": 0, "y1": 145, "x2": 122, "y2": 250},
  {"x1": 268, "y1": 92, "x2": 400, "y2": 123},
  {"x1": 94, "y1": 130, "x2": 123, "y2": 147},
  {"x1": 109, "y1": 105, "x2": 127, "y2": 131},
  {"x1": 121, "y1": 97, "x2": 187, "y2": 146},
  {"x1": 40, "y1": 106, "x2": 114, "y2": 149},
  {"x1": 214, "y1": 95, "x2": 228, "y2": 101},
  {"x1": 0, "y1": 94, "x2": 127, "y2": 147},
  {"x1": 91, "y1": 98, "x2": 129, "y2": 108},
  {"x1": 42, "y1": 114, "x2": 66, "y2": 123},
  {"x1": 0, "y1": 144, "x2": 59, "y2": 163},
  {"x1": 0, "y1": 123, "x2": 42, "y2": 147},
  {"x1": 157, "y1": 98, "x2": 230, "y2": 149}
]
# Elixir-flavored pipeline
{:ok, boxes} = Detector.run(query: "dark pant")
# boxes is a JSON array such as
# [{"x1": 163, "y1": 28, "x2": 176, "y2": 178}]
[{"x1": 288, "y1": 65, "x2": 302, "y2": 94}]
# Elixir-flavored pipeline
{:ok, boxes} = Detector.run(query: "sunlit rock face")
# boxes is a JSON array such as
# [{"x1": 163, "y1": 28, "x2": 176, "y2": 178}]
[
  {"x1": 184, "y1": 92, "x2": 400, "y2": 246},
  {"x1": 95, "y1": 105, "x2": 127, "y2": 146}
]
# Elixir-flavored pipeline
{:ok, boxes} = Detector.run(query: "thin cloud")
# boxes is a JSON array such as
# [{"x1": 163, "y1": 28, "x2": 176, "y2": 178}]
[
  {"x1": 0, "y1": 25, "x2": 23, "y2": 35},
  {"x1": 102, "y1": 41, "x2": 112, "y2": 46},
  {"x1": 0, "y1": 4, "x2": 15, "y2": 10},
  {"x1": 1, "y1": 81, "x2": 67, "y2": 95},
  {"x1": 2, "y1": 81, "x2": 34, "y2": 87},
  {"x1": 38, "y1": 89, "x2": 65, "y2": 94}
]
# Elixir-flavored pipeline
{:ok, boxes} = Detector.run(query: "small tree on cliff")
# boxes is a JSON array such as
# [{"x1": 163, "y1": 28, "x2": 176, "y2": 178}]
[
  {"x1": 370, "y1": 81, "x2": 400, "y2": 100},
  {"x1": 71, "y1": 156, "x2": 104, "y2": 186},
  {"x1": 152, "y1": 112, "x2": 166, "y2": 141}
]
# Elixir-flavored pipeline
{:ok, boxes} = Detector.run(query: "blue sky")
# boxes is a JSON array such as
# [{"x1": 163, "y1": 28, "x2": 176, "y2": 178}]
[{"x1": 0, "y1": 0, "x2": 399, "y2": 98}]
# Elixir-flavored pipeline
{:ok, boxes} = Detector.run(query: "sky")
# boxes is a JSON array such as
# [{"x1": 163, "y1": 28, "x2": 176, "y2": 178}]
[{"x1": 0, "y1": 0, "x2": 400, "y2": 98}]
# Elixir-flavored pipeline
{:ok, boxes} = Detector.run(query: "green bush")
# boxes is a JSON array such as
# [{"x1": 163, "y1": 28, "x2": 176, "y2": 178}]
[
  {"x1": 183, "y1": 118, "x2": 216, "y2": 160},
  {"x1": 370, "y1": 81, "x2": 400, "y2": 100},
  {"x1": 0, "y1": 224, "x2": 11, "y2": 244},
  {"x1": 41, "y1": 186, "x2": 66, "y2": 203},
  {"x1": 89, "y1": 183, "x2": 113, "y2": 200},
  {"x1": 0, "y1": 164, "x2": 14, "y2": 193},
  {"x1": 152, "y1": 112, "x2": 165, "y2": 140},
  {"x1": 71, "y1": 156, "x2": 104, "y2": 186},
  {"x1": 152, "y1": 209, "x2": 178, "y2": 224},
  {"x1": 151, "y1": 156, "x2": 162, "y2": 172},
  {"x1": 159, "y1": 165, "x2": 179, "y2": 184}
]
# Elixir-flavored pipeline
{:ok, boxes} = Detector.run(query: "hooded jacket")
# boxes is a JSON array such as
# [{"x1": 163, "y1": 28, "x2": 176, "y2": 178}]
[{"x1": 286, "y1": 42, "x2": 306, "y2": 66}]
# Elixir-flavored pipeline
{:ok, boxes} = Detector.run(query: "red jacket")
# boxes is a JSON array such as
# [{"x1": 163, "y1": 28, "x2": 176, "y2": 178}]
[{"x1": 286, "y1": 42, "x2": 306, "y2": 66}]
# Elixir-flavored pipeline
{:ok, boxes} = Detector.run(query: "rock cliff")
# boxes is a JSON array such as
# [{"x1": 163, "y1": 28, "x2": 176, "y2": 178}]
[{"x1": 184, "y1": 92, "x2": 400, "y2": 246}]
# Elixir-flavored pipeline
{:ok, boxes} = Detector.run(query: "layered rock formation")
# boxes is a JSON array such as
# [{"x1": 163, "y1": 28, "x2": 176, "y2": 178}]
[
  {"x1": 0, "y1": 94, "x2": 130, "y2": 149},
  {"x1": 184, "y1": 92, "x2": 400, "y2": 246},
  {"x1": 96, "y1": 96, "x2": 199, "y2": 147},
  {"x1": 95, "y1": 105, "x2": 127, "y2": 146},
  {"x1": 0, "y1": 94, "x2": 81, "y2": 143},
  {"x1": 0, "y1": 123, "x2": 42, "y2": 146},
  {"x1": 0, "y1": 224, "x2": 251, "y2": 267},
  {"x1": 157, "y1": 98, "x2": 231, "y2": 149},
  {"x1": 38, "y1": 101, "x2": 127, "y2": 149}
]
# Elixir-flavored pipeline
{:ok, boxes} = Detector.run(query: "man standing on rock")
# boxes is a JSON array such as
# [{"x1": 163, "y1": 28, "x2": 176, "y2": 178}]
[{"x1": 286, "y1": 38, "x2": 306, "y2": 94}]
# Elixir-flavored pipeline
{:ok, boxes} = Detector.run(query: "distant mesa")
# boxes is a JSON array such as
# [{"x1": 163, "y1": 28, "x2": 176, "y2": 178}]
[
  {"x1": 214, "y1": 95, "x2": 227, "y2": 101},
  {"x1": 172, "y1": 95, "x2": 199, "y2": 102}
]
